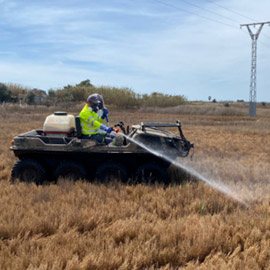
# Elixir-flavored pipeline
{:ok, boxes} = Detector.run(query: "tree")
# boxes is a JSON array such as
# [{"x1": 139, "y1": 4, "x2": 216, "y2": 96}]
[
  {"x1": 0, "y1": 83, "x2": 11, "y2": 102},
  {"x1": 48, "y1": 89, "x2": 56, "y2": 98},
  {"x1": 25, "y1": 91, "x2": 35, "y2": 105},
  {"x1": 77, "y1": 79, "x2": 93, "y2": 87}
]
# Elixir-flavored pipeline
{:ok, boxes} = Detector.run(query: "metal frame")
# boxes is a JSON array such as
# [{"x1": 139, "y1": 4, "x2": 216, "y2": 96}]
[{"x1": 240, "y1": 21, "x2": 270, "y2": 116}]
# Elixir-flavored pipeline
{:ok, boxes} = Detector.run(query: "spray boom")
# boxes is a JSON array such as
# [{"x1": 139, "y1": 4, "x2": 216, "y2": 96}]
[{"x1": 140, "y1": 120, "x2": 194, "y2": 155}]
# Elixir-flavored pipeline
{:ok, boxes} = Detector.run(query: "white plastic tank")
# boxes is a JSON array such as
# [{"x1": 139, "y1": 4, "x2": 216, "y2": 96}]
[{"x1": 43, "y1": 112, "x2": 76, "y2": 137}]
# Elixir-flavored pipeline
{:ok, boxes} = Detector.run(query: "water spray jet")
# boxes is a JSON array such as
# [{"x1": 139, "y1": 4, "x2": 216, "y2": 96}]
[{"x1": 122, "y1": 133, "x2": 249, "y2": 207}]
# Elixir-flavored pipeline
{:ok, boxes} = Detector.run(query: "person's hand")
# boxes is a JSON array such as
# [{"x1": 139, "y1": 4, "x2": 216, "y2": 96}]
[
  {"x1": 101, "y1": 108, "x2": 109, "y2": 119},
  {"x1": 106, "y1": 127, "x2": 113, "y2": 133},
  {"x1": 100, "y1": 124, "x2": 113, "y2": 133}
]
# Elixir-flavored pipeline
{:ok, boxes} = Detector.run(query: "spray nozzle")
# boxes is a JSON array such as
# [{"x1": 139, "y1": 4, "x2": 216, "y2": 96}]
[{"x1": 114, "y1": 122, "x2": 126, "y2": 134}]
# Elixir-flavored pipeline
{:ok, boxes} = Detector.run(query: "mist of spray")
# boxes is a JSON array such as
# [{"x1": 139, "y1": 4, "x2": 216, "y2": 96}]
[{"x1": 122, "y1": 133, "x2": 249, "y2": 207}]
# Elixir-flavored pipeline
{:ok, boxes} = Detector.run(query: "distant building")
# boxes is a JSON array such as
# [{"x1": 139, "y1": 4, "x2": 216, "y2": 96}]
[
  {"x1": 32, "y1": 89, "x2": 47, "y2": 104},
  {"x1": 18, "y1": 89, "x2": 47, "y2": 104},
  {"x1": 18, "y1": 90, "x2": 28, "y2": 103}
]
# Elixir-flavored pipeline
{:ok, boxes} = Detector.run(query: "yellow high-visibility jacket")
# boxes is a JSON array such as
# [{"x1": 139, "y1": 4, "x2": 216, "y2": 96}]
[{"x1": 79, "y1": 104, "x2": 104, "y2": 135}]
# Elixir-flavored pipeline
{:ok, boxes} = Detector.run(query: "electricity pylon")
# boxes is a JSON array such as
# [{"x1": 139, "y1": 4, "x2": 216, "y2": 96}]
[{"x1": 240, "y1": 21, "x2": 270, "y2": 117}]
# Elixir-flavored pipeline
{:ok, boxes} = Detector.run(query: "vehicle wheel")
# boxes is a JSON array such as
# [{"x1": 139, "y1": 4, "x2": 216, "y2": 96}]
[
  {"x1": 54, "y1": 161, "x2": 86, "y2": 181},
  {"x1": 11, "y1": 159, "x2": 46, "y2": 184},
  {"x1": 96, "y1": 162, "x2": 127, "y2": 183},
  {"x1": 136, "y1": 163, "x2": 169, "y2": 184}
]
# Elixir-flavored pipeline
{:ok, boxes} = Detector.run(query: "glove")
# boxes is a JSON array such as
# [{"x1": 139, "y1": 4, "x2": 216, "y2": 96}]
[
  {"x1": 106, "y1": 127, "x2": 113, "y2": 133},
  {"x1": 100, "y1": 124, "x2": 113, "y2": 133},
  {"x1": 101, "y1": 108, "x2": 109, "y2": 119}
]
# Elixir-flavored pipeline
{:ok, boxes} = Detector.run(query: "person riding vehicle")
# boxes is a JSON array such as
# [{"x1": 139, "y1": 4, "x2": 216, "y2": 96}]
[
  {"x1": 92, "y1": 93, "x2": 109, "y2": 124},
  {"x1": 79, "y1": 94, "x2": 113, "y2": 144}
]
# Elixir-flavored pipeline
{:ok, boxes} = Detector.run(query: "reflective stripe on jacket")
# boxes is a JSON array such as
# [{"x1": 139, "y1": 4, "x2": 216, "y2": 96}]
[{"x1": 79, "y1": 104, "x2": 103, "y2": 135}]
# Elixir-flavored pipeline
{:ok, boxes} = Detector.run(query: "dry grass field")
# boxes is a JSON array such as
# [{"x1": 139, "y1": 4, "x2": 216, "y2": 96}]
[{"x1": 0, "y1": 103, "x2": 269, "y2": 270}]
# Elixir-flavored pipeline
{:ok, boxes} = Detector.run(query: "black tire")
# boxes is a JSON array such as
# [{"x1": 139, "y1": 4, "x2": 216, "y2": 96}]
[
  {"x1": 11, "y1": 159, "x2": 46, "y2": 184},
  {"x1": 96, "y1": 162, "x2": 127, "y2": 183},
  {"x1": 136, "y1": 163, "x2": 169, "y2": 184},
  {"x1": 54, "y1": 161, "x2": 86, "y2": 181}
]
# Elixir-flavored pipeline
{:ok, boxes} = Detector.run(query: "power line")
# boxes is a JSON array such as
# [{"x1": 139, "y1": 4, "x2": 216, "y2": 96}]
[
  {"x1": 262, "y1": 31, "x2": 270, "y2": 40},
  {"x1": 179, "y1": 0, "x2": 241, "y2": 24},
  {"x1": 155, "y1": 0, "x2": 270, "y2": 46},
  {"x1": 155, "y1": 0, "x2": 269, "y2": 47},
  {"x1": 205, "y1": 0, "x2": 270, "y2": 40},
  {"x1": 208, "y1": 1, "x2": 256, "y2": 22},
  {"x1": 155, "y1": 0, "x2": 239, "y2": 29},
  {"x1": 180, "y1": 0, "x2": 270, "y2": 40}
]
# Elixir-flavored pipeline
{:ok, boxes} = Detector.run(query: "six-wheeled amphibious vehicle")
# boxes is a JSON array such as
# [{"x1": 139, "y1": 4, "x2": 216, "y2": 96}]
[{"x1": 10, "y1": 112, "x2": 193, "y2": 184}]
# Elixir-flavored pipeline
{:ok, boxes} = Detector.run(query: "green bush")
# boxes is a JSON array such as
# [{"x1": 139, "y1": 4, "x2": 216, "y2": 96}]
[
  {"x1": 140, "y1": 92, "x2": 186, "y2": 107},
  {"x1": 25, "y1": 91, "x2": 35, "y2": 105},
  {"x1": 0, "y1": 83, "x2": 12, "y2": 102},
  {"x1": 6, "y1": 83, "x2": 31, "y2": 98},
  {"x1": 96, "y1": 86, "x2": 139, "y2": 108}
]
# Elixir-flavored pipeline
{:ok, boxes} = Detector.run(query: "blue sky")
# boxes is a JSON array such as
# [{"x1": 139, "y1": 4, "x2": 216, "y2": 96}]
[{"x1": 0, "y1": 0, "x2": 269, "y2": 101}]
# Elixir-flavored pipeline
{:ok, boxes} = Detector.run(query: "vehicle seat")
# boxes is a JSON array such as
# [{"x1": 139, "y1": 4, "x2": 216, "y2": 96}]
[{"x1": 75, "y1": 116, "x2": 82, "y2": 138}]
